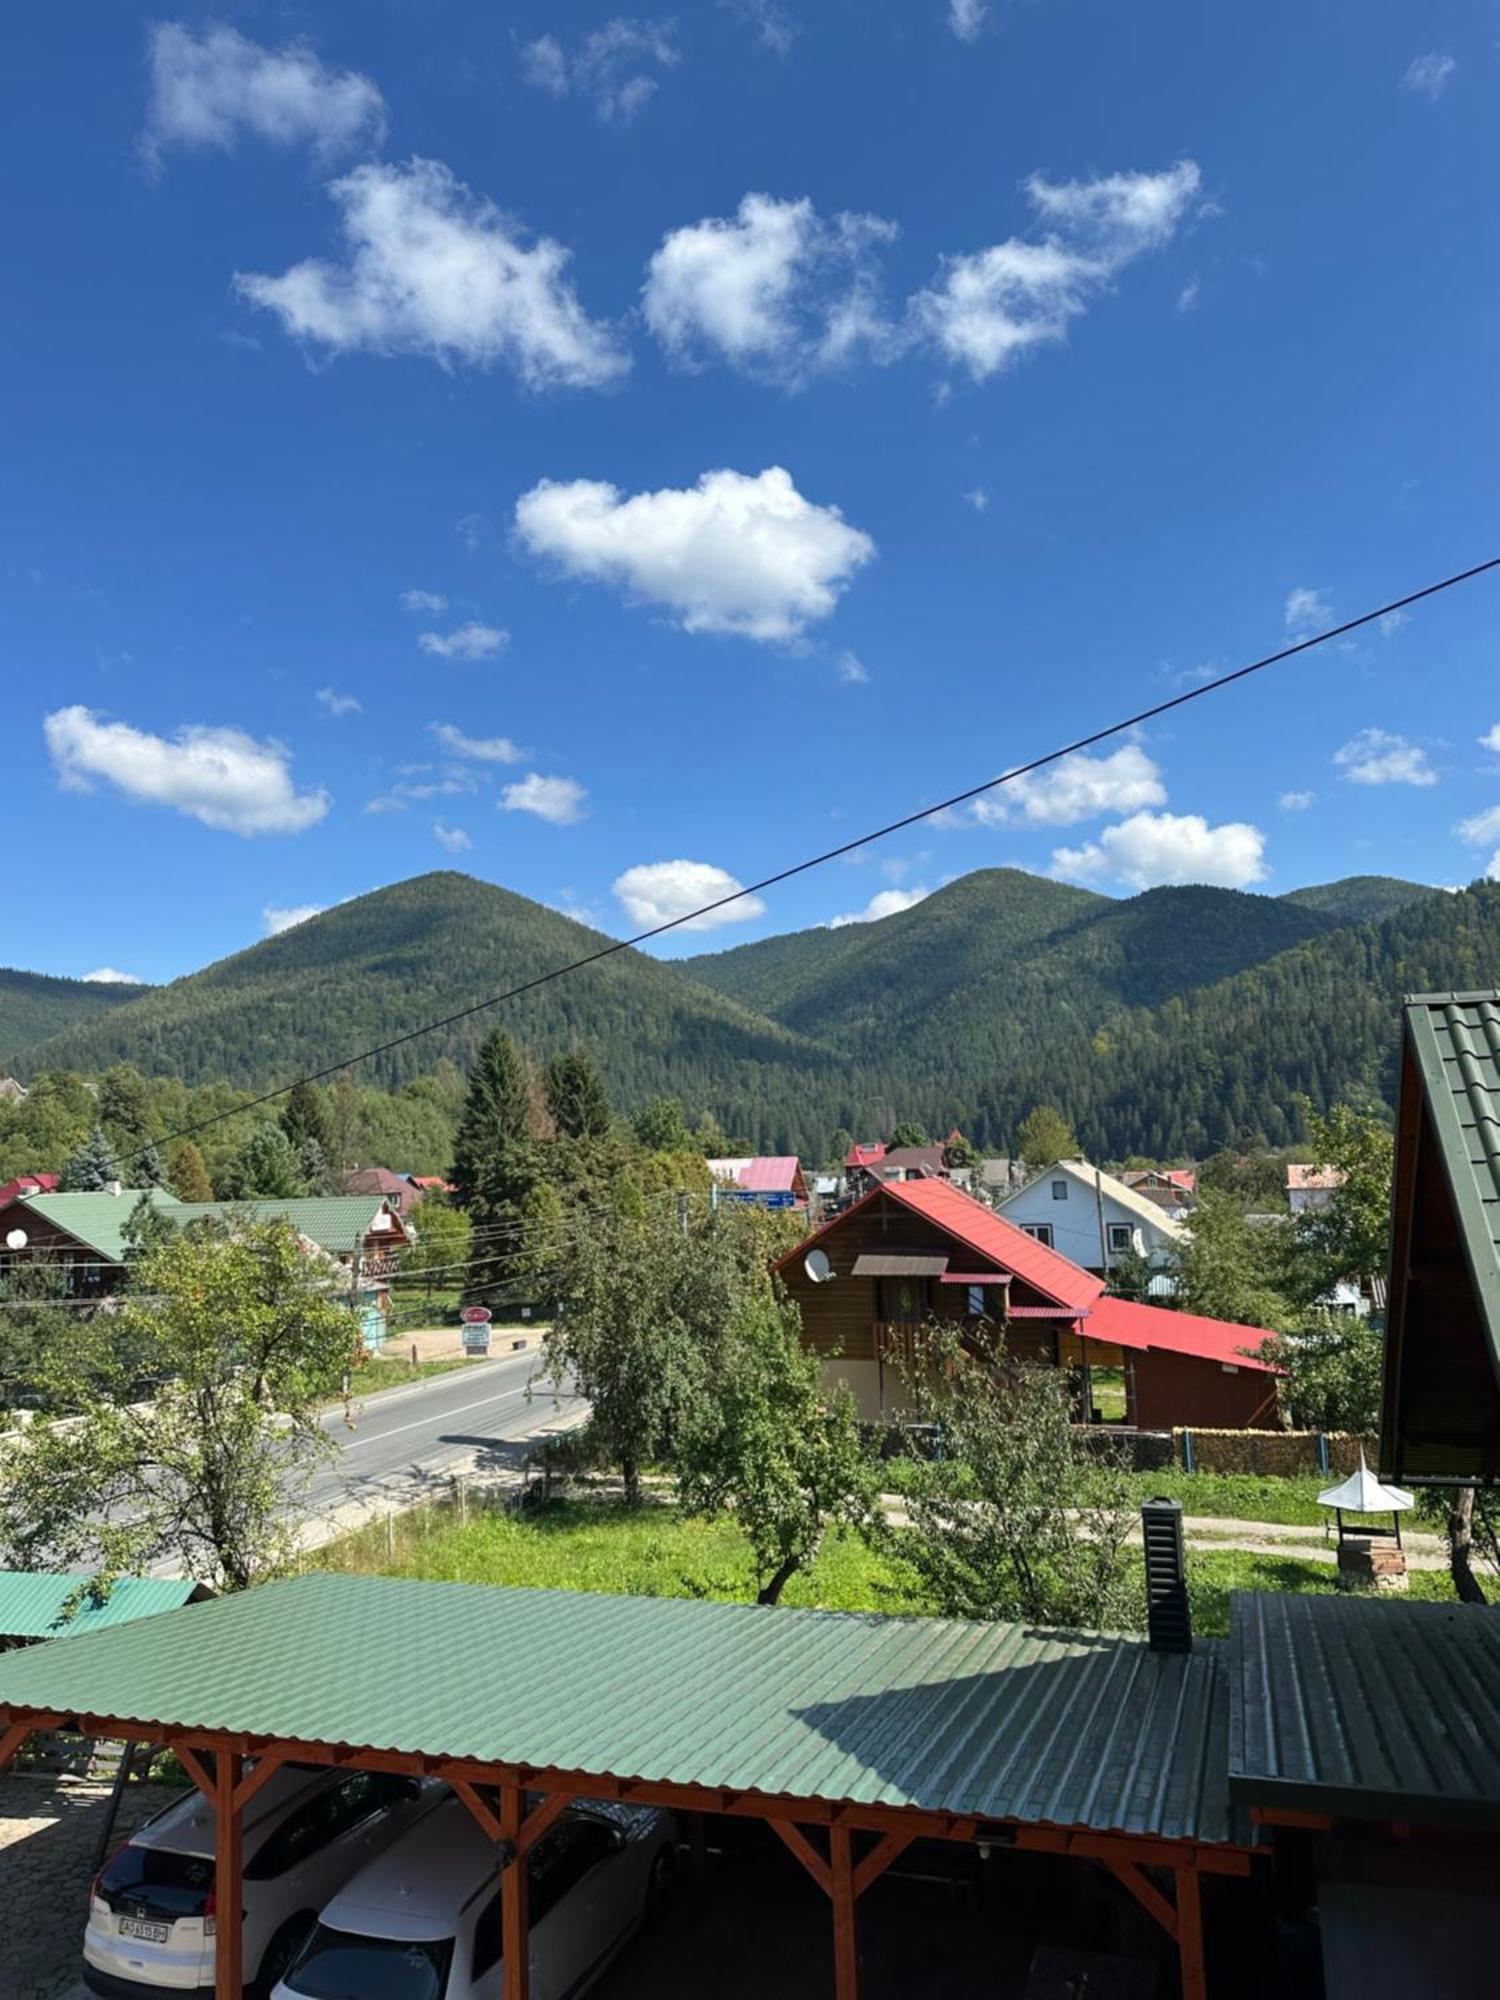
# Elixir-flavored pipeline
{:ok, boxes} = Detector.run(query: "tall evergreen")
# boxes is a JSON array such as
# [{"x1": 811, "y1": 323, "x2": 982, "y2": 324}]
[
  {"x1": 59, "y1": 1126, "x2": 115, "y2": 1191},
  {"x1": 168, "y1": 1140, "x2": 213, "y2": 1202},
  {"x1": 451, "y1": 1030, "x2": 537, "y2": 1300},
  {"x1": 544, "y1": 1048, "x2": 612, "y2": 1141},
  {"x1": 281, "y1": 1080, "x2": 335, "y2": 1174}
]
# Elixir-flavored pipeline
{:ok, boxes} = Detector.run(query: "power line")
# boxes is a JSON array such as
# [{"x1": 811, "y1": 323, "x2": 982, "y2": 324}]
[{"x1": 98, "y1": 553, "x2": 1500, "y2": 1178}]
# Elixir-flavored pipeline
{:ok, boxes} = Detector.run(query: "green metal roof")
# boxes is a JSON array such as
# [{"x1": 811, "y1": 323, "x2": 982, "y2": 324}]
[
  {"x1": 0, "y1": 1572, "x2": 1237, "y2": 1846},
  {"x1": 14, "y1": 1192, "x2": 396, "y2": 1264},
  {"x1": 0, "y1": 1571, "x2": 205, "y2": 1642},
  {"x1": 15, "y1": 1190, "x2": 184, "y2": 1264},
  {"x1": 1229, "y1": 1591, "x2": 1500, "y2": 1830},
  {"x1": 1404, "y1": 993, "x2": 1500, "y2": 1371}
]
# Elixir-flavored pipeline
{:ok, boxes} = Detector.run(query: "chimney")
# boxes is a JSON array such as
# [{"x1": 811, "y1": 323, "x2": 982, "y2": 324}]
[
  {"x1": 105, "y1": 1180, "x2": 124, "y2": 1198},
  {"x1": 1141, "y1": 1497, "x2": 1191, "y2": 1652}
]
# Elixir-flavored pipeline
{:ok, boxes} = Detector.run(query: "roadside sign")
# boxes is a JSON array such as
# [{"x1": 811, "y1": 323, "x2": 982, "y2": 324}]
[
  {"x1": 462, "y1": 1322, "x2": 492, "y2": 1355},
  {"x1": 460, "y1": 1305, "x2": 493, "y2": 1324}
]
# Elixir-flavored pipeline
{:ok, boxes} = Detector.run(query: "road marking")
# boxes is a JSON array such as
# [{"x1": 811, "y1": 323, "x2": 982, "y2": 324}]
[{"x1": 339, "y1": 1382, "x2": 573, "y2": 1451}]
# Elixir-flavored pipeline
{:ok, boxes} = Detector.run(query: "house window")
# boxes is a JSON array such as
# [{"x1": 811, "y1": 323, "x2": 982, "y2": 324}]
[
  {"x1": 967, "y1": 1284, "x2": 986, "y2": 1318},
  {"x1": 1051, "y1": 1180, "x2": 1068, "y2": 1201},
  {"x1": 1022, "y1": 1223, "x2": 1054, "y2": 1248},
  {"x1": 1107, "y1": 1224, "x2": 1133, "y2": 1255}
]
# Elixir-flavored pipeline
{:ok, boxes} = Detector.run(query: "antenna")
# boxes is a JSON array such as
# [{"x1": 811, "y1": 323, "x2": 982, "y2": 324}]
[{"x1": 804, "y1": 1248, "x2": 834, "y2": 1284}]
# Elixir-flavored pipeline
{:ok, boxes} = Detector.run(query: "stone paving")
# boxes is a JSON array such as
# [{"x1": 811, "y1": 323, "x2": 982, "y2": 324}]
[{"x1": 0, "y1": 1773, "x2": 181, "y2": 2000}]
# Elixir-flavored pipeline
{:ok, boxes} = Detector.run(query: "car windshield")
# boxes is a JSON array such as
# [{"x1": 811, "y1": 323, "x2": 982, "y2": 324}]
[
  {"x1": 283, "y1": 1924, "x2": 452, "y2": 2000},
  {"x1": 96, "y1": 1843, "x2": 213, "y2": 1920}
]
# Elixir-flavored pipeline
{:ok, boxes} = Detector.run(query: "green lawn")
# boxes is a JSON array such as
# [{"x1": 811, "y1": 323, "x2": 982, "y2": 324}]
[
  {"x1": 881, "y1": 1455, "x2": 1336, "y2": 1528},
  {"x1": 319, "y1": 1496, "x2": 1475, "y2": 1637}
]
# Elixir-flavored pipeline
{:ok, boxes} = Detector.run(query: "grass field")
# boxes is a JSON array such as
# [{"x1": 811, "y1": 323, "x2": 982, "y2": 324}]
[
  {"x1": 880, "y1": 1456, "x2": 1335, "y2": 1527},
  {"x1": 320, "y1": 1495, "x2": 1475, "y2": 1636}
]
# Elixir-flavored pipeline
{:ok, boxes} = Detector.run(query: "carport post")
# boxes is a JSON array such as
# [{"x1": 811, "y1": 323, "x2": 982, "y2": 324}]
[
  {"x1": 500, "y1": 1783, "x2": 531, "y2": 2000},
  {"x1": 1174, "y1": 1863, "x2": 1206, "y2": 2000},
  {"x1": 830, "y1": 1826, "x2": 858, "y2": 2000},
  {"x1": 212, "y1": 1750, "x2": 244, "y2": 2000}
]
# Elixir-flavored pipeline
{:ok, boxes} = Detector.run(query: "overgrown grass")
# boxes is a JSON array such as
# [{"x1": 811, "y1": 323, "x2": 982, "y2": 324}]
[
  {"x1": 341, "y1": 1353, "x2": 477, "y2": 1398},
  {"x1": 318, "y1": 1494, "x2": 1475, "y2": 1637}
]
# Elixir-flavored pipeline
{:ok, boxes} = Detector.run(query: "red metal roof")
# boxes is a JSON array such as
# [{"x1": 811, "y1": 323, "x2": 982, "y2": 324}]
[
  {"x1": 872, "y1": 1178, "x2": 1104, "y2": 1313},
  {"x1": 845, "y1": 1141, "x2": 886, "y2": 1169},
  {"x1": 0, "y1": 1173, "x2": 59, "y2": 1208},
  {"x1": 1085, "y1": 1295, "x2": 1281, "y2": 1373}
]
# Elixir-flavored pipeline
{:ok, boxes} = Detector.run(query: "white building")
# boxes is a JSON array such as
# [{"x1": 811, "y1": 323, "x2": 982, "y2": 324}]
[
  {"x1": 1286, "y1": 1164, "x2": 1344, "y2": 1215},
  {"x1": 995, "y1": 1159, "x2": 1187, "y2": 1277}
]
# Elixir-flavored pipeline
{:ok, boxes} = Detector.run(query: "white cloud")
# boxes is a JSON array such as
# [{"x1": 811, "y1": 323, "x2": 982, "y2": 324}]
[
  {"x1": 973, "y1": 745, "x2": 1167, "y2": 827},
  {"x1": 1052, "y1": 811, "x2": 1268, "y2": 890},
  {"x1": 837, "y1": 651, "x2": 870, "y2": 685},
  {"x1": 1402, "y1": 53, "x2": 1455, "y2": 100},
  {"x1": 418, "y1": 622, "x2": 510, "y2": 660},
  {"x1": 316, "y1": 687, "x2": 361, "y2": 716},
  {"x1": 235, "y1": 159, "x2": 628, "y2": 388},
  {"x1": 501, "y1": 773, "x2": 588, "y2": 824},
  {"x1": 401, "y1": 588, "x2": 448, "y2": 613},
  {"x1": 1278, "y1": 790, "x2": 1315, "y2": 812},
  {"x1": 430, "y1": 722, "x2": 525, "y2": 763},
  {"x1": 829, "y1": 885, "x2": 931, "y2": 927},
  {"x1": 82, "y1": 967, "x2": 143, "y2": 985},
  {"x1": 914, "y1": 161, "x2": 1201, "y2": 380},
  {"x1": 143, "y1": 22, "x2": 384, "y2": 167},
  {"x1": 949, "y1": 0, "x2": 988, "y2": 41},
  {"x1": 962, "y1": 486, "x2": 989, "y2": 512},
  {"x1": 433, "y1": 821, "x2": 473, "y2": 853},
  {"x1": 44, "y1": 706, "x2": 329, "y2": 837},
  {"x1": 719, "y1": 0, "x2": 799, "y2": 56},
  {"x1": 613, "y1": 859, "x2": 766, "y2": 931},
  {"x1": 514, "y1": 465, "x2": 874, "y2": 642},
  {"x1": 1285, "y1": 587, "x2": 1331, "y2": 635},
  {"x1": 1177, "y1": 274, "x2": 1200, "y2": 312},
  {"x1": 1457, "y1": 804, "x2": 1500, "y2": 847},
  {"x1": 1333, "y1": 728, "x2": 1437, "y2": 788},
  {"x1": 262, "y1": 904, "x2": 326, "y2": 936},
  {"x1": 1379, "y1": 608, "x2": 1410, "y2": 637},
  {"x1": 1480, "y1": 724, "x2": 1500, "y2": 755},
  {"x1": 521, "y1": 19, "x2": 679, "y2": 123},
  {"x1": 643, "y1": 194, "x2": 898, "y2": 383}
]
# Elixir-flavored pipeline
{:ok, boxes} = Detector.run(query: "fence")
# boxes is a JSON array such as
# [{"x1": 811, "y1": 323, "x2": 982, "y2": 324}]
[{"x1": 1172, "y1": 1426, "x2": 1377, "y2": 1477}]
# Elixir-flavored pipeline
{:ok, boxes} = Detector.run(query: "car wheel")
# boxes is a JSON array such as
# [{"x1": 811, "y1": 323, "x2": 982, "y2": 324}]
[
  {"x1": 255, "y1": 1913, "x2": 314, "y2": 1997},
  {"x1": 646, "y1": 1842, "x2": 678, "y2": 1922}
]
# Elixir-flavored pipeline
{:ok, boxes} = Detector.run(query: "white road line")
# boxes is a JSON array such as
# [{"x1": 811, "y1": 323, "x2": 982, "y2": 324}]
[{"x1": 338, "y1": 1382, "x2": 568, "y2": 1451}]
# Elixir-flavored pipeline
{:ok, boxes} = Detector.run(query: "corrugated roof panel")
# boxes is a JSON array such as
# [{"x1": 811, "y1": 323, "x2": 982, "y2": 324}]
[
  {"x1": 1407, "y1": 993, "x2": 1500, "y2": 1363},
  {"x1": 1087, "y1": 1297, "x2": 1281, "y2": 1373},
  {"x1": 0, "y1": 1572, "x2": 202, "y2": 1641},
  {"x1": 1229, "y1": 1591, "x2": 1500, "y2": 1829},
  {"x1": 0, "y1": 1572, "x2": 1237, "y2": 1845},
  {"x1": 879, "y1": 1180, "x2": 1106, "y2": 1314}
]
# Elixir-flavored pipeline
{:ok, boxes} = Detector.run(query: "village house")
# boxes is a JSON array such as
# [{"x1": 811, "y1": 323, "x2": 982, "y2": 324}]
[
  {"x1": 707, "y1": 1155, "x2": 809, "y2": 1209},
  {"x1": 994, "y1": 1157, "x2": 1188, "y2": 1277},
  {"x1": 1120, "y1": 1166, "x2": 1197, "y2": 1212},
  {"x1": 773, "y1": 1175, "x2": 1279, "y2": 1427},
  {"x1": 342, "y1": 1164, "x2": 425, "y2": 1214},
  {"x1": 1285, "y1": 1162, "x2": 1344, "y2": 1214}
]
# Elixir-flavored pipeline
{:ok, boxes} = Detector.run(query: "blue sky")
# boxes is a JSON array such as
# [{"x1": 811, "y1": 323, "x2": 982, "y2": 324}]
[{"x1": 5, "y1": 1, "x2": 1500, "y2": 985}]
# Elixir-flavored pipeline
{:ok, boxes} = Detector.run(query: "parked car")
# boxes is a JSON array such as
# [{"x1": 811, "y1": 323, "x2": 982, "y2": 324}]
[
  {"x1": 273, "y1": 1792, "x2": 678, "y2": 2000},
  {"x1": 84, "y1": 1763, "x2": 439, "y2": 1997}
]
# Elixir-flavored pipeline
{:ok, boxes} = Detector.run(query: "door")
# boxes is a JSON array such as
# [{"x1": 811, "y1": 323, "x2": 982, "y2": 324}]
[{"x1": 877, "y1": 1275, "x2": 926, "y2": 1323}]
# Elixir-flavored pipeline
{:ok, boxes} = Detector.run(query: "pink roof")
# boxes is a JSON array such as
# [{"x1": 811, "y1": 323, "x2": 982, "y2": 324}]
[
  {"x1": 846, "y1": 1142, "x2": 886, "y2": 1169},
  {"x1": 1085, "y1": 1295, "x2": 1281, "y2": 1373},
  {"x1": 1124, "y1": 1169, "x2": 1197, "y2": 1192},
  {"x1": 735, "y1": 1157, "x2": 803, "y2": 1194},
  {"x1": 1287, "y1": 1165, "x2": 1344, "y2": 1191}
]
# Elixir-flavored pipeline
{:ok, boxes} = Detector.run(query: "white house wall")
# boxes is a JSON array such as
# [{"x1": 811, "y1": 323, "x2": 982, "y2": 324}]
[{"x1": 998, "y1": 1173, "x2": 1177, "y2": 1271}]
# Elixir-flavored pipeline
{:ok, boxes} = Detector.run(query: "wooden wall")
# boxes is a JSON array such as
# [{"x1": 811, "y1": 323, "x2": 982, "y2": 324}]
[{"x1": 1130, "y1": 1349, "x2": 1280, "y2": 1431}]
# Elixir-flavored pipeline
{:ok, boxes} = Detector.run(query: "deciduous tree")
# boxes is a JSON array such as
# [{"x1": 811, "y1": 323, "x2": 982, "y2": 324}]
[
  {"x1": 167, "y1": 1139, "x2": 213, "y2": 1202},
  {"x1": 1015, "y1": 1105, "x2": 1078, "y2": 1171}
]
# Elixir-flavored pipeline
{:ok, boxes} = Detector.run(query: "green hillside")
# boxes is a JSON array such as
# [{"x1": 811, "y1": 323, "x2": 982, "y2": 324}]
[
  {"x1": 1280, "y1": 875, "x2": 1438, "y2": 925},
  {"x1": 0, "y1": 968, "x2": 151, "y2": 1071}
]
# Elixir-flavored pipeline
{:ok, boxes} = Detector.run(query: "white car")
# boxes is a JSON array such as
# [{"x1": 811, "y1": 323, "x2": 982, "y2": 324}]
[
  {"x1": 85, "y1": 1763, "x2": 439, "y2": 1998},
  {"x1": 272, "y1": 1792, "x2": 678, "y2": 2000}
]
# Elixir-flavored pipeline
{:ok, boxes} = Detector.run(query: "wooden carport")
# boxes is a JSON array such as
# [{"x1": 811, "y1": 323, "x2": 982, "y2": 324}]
[{"x1": 0, "y1": 1572, "x2": 1255, "y2": 1999}]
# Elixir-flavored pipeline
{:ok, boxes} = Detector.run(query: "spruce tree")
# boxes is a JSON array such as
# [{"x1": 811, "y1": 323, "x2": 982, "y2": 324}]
[
  {"x1": 451, "y1": 1030, "x2": 537, "y2": 1300},
  {"x1": 281, "y1": 1079, "x2": 335, "y2": 1169},
  {"x1": 59, "y1": 1127, "x2": 116, "y2": 1191},
  {"x1": 544, "y1": 1048, "x2": 612, "y2": 1141}
]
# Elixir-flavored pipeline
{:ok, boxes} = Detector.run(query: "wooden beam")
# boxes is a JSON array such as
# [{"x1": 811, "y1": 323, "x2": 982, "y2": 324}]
[
  {"x1": 500, "y1": 1784, "x2": 530, "y2": 2000},
  {"x1": 515, "y1": 1789, "x2": 570, "y2": 1859},
  {"x1": 1107, "y1": 1860, "x2": 1179, "y2": 1943},
  {"x1": 1175, "y1": 1862, "x2": 1207, "y2": 2000},
  {"x1": 212, "y1": 1750, "x2": 243, "y2": 2000},
  {"x1": 232, "y1": 1752, "x2": 289, "y2": 1818},
  {"x1": 450, "y1": 1777, "x2": 504, "y2": 1845},
  {"x1": 0, "y1": 1721, "x2": 34, "y2": 1773},
  {"x1": 831, "y1": 1824, "x2": 859, "y2": 2000},
  {"x1": 175, "y1": 1744, "x2": 214, "y2": 1802},
  {"x1": 852, "y1": 1829, "x2": 915, "y2": 1900},
  {"x1": 769, "y1": 1819, "x2": 832, "y2": 1897}
]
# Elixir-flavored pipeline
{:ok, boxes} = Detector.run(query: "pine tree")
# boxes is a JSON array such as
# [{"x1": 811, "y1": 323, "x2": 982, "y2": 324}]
[
  {"x1": 59, "y1": 1127, "x2": 116, "y2": 1191},
  {"x1": 281, "y1": 1080, "x2": 334, "y2": 1169},
  {"x1": 451, "y1": 1030, "x2": 537, "y2": 1299},
  {"x1": 543, "y1": 1049, "x2": 612, "y2": 1141},
  {"x1": 168, "y1": 1140, "x2": 213, "y2": 1202},
  {"x1": 219, "y1": 1124, "x2": 308, "y2": 1200}
]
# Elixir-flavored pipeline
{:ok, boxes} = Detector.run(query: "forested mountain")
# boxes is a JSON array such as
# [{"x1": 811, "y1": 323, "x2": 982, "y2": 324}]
[
  {"x1": 0, "y1": 968, "x2": 151, "y2": 1071},
  {"x1": 10, "y1": 865, "x2": 1489, "y2": 1163}
]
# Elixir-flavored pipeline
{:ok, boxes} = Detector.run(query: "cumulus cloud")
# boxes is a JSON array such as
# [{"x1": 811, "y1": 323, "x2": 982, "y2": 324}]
[
  {"x1": 613, "y1": 859, "x2": 766, "y2": 931},
  {"x1": 643, "y1": 194, "x2": 899, "y2": 383},
  {"x1": 1402, "y1": 53, "x2": 1455, "y2": 100},
  {"x1": 521, "y1": 19, "x2": 679, "y2": 124},
  {"x1": 1052, "y1": 810, "x2": 1268, "y2": 890},
  {"x1": 1457, "y1": 804, "x2": 1500, "y2": 847},
  {"x1": 433, "y1": 821, "x2": 472, "y2": 853},
  {"x1": 82, "y1": 967, "x2": 143, "y2": 985},
  {"x1": 719, "y1": 0, "x2": 799, "y2": 55},
  {"x1": 143, "y1": 22, "x2": 385, "y2": 167},
  {"x1": 1278, "y1": 790, "x2": 1315, "y2": 812},
  {"x1": 430, "y1": 722, "x2": 525, "y2": 763},
  {"x1": 401, "y1": 588, "x2": 448, "y2": 614},
  {"x1": 829, "y1": 885, "x2": 931, "y2": 927},
  {"x1": 1285, "y1": 587, "x2": 1331, "y2": 636},
  {"x1": 417, "y1": 622, "x2": 509, "y2": 660},
  {"x1": 949, "y1": 0, "x2": 988, "y2": 40},
  {"x1": 914, "y1": 161, "x2": 1201, "y2": 380},
  {"x1": 501, "y1": 773, "x2": 587, "y2": 824},
  {"x1": 1333, "y1": 728, "x2": 1436, "y2": 788},
  {"x1": 316, "y1": 687, "x2": 361, "y2": 716},
  {"x1": 262, "y1": 904, "x2": 326, "y2": 936},
  {"x1": 1480, "y1": 724, "x2": 1500, "y2": 755},
  {"x1": 514, "y1": 465, "x2": 874, "y2": 642},
  {"x1": 235, "y1": 159, "x2": 628, "y2": 388},
  {"x1": 44, "y1": 706, "x2": 329, "y2": 836},
  {"x1": 972, "y1": 745, "x2": 1167, "y2": 828}
]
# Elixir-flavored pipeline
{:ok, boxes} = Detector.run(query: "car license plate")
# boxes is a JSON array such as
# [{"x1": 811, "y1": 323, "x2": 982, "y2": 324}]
[{"x1": 119, "y1": 1918, "x2": 170, "y2": 1943}]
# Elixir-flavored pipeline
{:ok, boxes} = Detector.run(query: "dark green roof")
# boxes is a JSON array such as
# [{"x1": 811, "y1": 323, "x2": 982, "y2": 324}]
[
  {"x1": 0, "y1": 1571, "x2": 205, "y2": 1642},
  {"x1": 1229, "y1": 1592, "x2": 1500, "y2": 1830},
  {"x1": 1404, "y1": 993, "x2": 1500, "y2": 1363},
  {"x1": 0, "y1": 1571, "x2": 1237, "y2": 1846}
]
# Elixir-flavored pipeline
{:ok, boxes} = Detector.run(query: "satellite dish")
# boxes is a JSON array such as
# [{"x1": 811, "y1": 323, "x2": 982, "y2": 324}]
[
  {"x1": 804, "y1": 1248, "x2": 834, "y2": 1284},
  {"x1": 4, "y1": 1229, "x2": 27, "y2": 1251}
]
